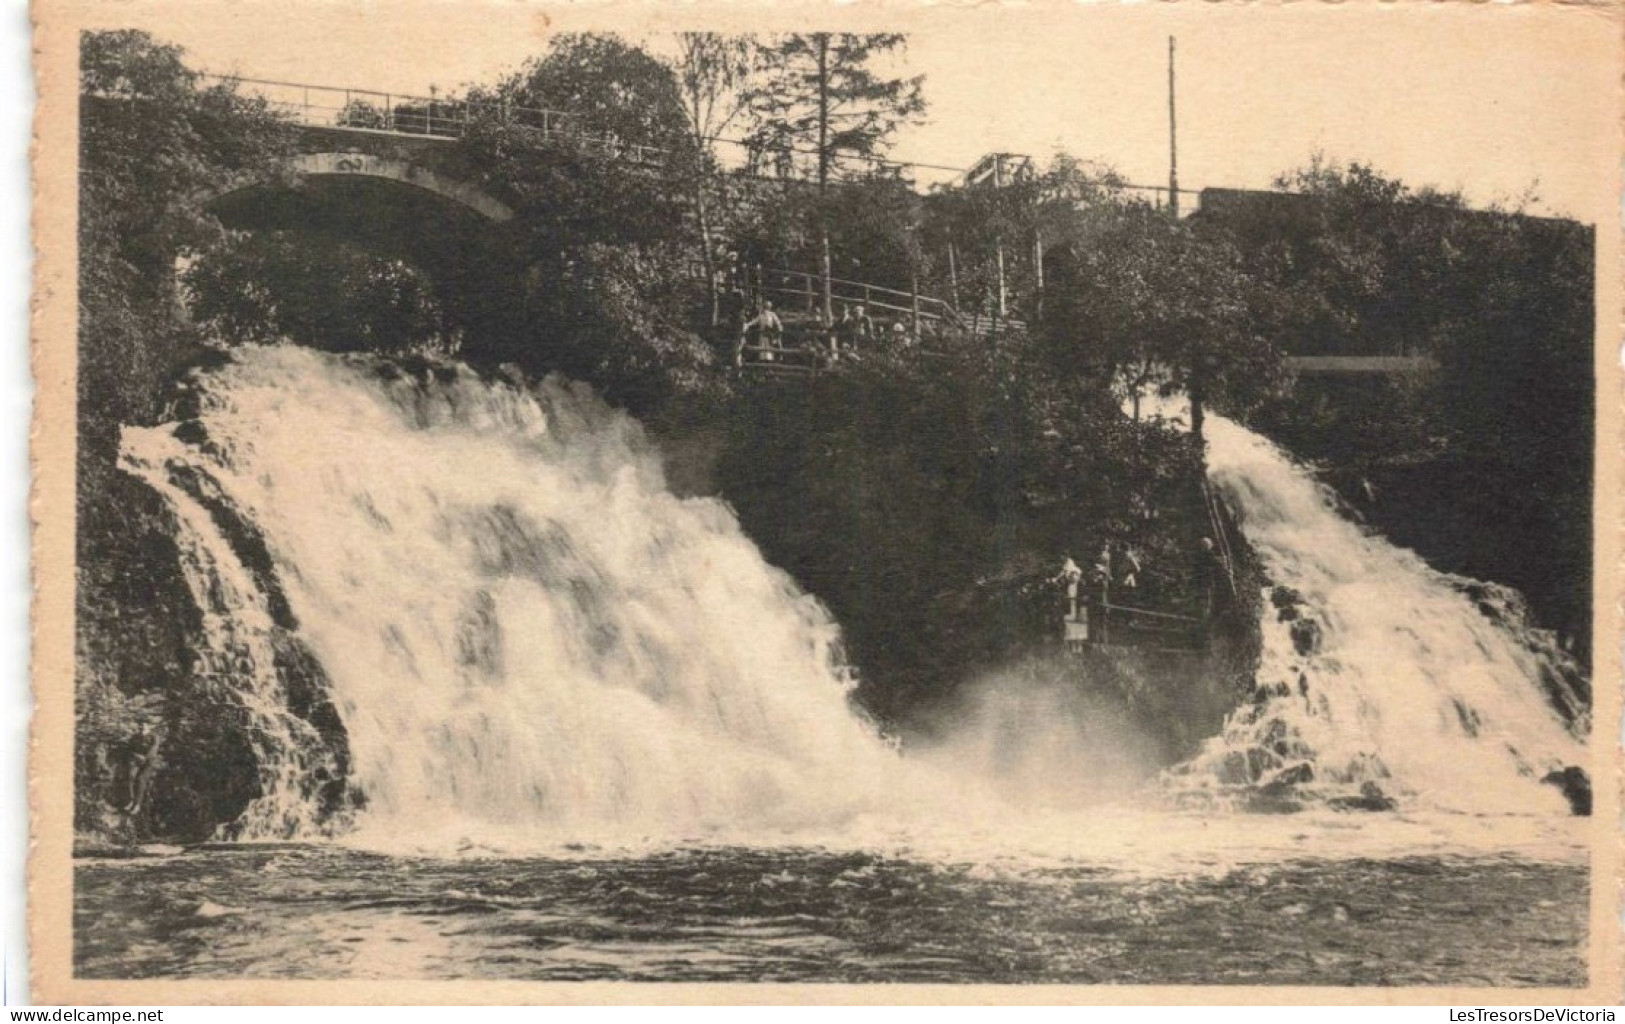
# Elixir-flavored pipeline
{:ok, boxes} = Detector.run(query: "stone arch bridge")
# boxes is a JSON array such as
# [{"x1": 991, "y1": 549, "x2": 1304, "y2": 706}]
[{"x1": 194, "y1": 76, "x2": 1448, "y2": 377}]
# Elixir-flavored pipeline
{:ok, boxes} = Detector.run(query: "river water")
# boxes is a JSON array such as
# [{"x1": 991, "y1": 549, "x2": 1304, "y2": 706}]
[
  {"x1": 75, "y1": 815, "x2": 1588, "y2": 984},
  {"x1": 80, "y1": 347, "x2": 1593, "y2": 984}
]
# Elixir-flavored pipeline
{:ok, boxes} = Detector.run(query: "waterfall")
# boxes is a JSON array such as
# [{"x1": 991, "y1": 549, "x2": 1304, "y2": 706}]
[
  {"x1": 116, "y1": 348, "x2": 1586, "y2": 844},
  {"x1": 119, "y1": 426, "x2": 344, "y2": 838},
  {"x1": 1166, "y1": 413, "x2": 1588, "y2": 815},
  {"x1": 118, "y1": 346, "x2": 914, "y2": 845}
]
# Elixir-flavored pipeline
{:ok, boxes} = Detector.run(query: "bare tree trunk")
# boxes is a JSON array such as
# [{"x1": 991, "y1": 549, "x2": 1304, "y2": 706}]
[
  {"x1": 1033, "y1": 227, "x2": 1044, "y2": 318},
  {"x1": 1189, "y1": 375, "x2": 1206, "y2": 444},
  {"x1": 696, "y1": 181, "x2": 719, "y2": 327},
  {"x1": 1131, "y1": 361, "x2": 1153, "y2": 424},
  {"x1": 995, "y1": 242, "x2": 1007, "y2": 318},
  {"x1": 910, "y1": 266, "x2": 921, "y2": 343}
]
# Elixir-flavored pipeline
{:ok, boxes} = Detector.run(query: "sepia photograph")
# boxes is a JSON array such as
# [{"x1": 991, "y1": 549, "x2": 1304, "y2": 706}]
[{"x1": 26, "y1": 0, "x2": 1623, "y2": 1003}]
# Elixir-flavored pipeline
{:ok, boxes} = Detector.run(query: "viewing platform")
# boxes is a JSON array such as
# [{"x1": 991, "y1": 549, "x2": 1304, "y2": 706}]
[{"x1": 1063, "y1": 600, "x2": 1208, "y2": 655}]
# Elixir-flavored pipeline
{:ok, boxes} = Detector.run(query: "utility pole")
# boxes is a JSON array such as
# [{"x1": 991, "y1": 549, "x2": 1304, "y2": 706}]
[
  {"x1": 817, "y1": 34, "x2": 834, "y2": 325},
  {"x1": 1168, "y1": 36, "x2": 1179, "y2": 217},
  {"x1": 993, "y1": 154, "x2": 1008, "y2": 318}
]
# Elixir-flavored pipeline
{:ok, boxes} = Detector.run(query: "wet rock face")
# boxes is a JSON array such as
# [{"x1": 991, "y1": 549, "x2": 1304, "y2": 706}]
[
  {"x1": 1269, "y1": 586, "x2": 1304, "y2": 614},
  {"x1": 75, "y1": 468, "x2": 250, "y2": 843},
  {"x1": 1288, "y1": 619, "x2": 1322, "y2": 658},
  {"x1": 1447, "y1": 575, "x2": 1591, "y2": 730},
  {"x1": 1256, "y1": 762, "x2": 1314, "y2": 806},
  {"x1": 1327, "y1": 781, "x2": 1398, "y2": 813},
  {"x1": 77, "y1": 412, "x2": 356, "y2": 845}
]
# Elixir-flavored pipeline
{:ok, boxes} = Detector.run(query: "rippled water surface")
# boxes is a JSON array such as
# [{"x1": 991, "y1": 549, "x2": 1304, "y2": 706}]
[{"x1": 75, "y1": 840, "x2": 1587, "y2": 986}]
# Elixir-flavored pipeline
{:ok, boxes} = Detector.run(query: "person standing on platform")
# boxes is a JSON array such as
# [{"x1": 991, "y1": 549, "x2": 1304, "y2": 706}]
[
  {"x1": 1055, "y1": 554, "x2": 1084, "y2": 621},
  {"x1": 1194, "y1": 536, "x2": 1222, "y2": 617},
  {"x1": 1093, "y1": 542, "x2": 1114, "y2": 605},
  {"x1": 741, "y1": 301, "x2": 784, "y2": 362}
]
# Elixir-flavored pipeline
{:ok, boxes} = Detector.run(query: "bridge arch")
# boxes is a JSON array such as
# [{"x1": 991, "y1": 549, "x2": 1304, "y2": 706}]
[
  {"x1": 199, "y1": 152, "x2": 514, "y2": 224},
  {"x1": 179, "y1": 150, "x2": 526, "y2": 350}
]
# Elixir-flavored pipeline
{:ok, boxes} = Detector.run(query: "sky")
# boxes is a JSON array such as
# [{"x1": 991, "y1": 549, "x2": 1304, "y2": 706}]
[{"x1": 77, "y1": 2, "x2": 1620, "y2": 222}]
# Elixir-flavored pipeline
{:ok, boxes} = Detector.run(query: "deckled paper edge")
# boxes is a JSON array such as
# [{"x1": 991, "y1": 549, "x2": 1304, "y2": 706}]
[{"x1": 25, "y1": 0, "x2": 1625, "y2": 1005}]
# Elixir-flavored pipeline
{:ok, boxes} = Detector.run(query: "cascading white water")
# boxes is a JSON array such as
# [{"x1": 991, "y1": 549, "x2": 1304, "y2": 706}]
[
  {"x1": 120, "y1": 345, "x2": 920, "y2": 846},
  {"x1": 119, "y1": 431, "x2": 342, "y2": 838},
  {"x1": 119, "y1": 348, "x2": 1586, "y2": 847},
  {"x1": 1169, "y1": 412, "x2": 1588, "y2": 815}
]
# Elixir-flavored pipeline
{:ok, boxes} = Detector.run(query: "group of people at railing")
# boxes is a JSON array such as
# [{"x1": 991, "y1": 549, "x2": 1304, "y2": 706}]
[
  {"x1": 714, "y1": 258, "x2": 961, "y2": 371},
  {"x1": 730, "y1": 297, "x2": 946, "y2": 370},
  {"x1": 1056, "y1": 542, "x2": 1148, "y2": 622},
  {"x1": 1053, "y1": 536, "x2": 1228, "y2": 651}
]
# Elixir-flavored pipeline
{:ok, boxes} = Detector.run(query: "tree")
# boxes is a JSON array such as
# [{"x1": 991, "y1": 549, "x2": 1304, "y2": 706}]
[
  {"x1": 670, "y1": 33, "x2": 758, "y2": 324},
  {"x1": 923, "y1": 152, "x2": 1127, "y2": 321},
  {"x1": 673, "y1": 33, "x2": 757, "y2": 154},
  {"x1": 743, "y1": 34, "x2": 926, "y2": 319},
  {"x1": 79, "y1": 30, "x2": 294, "y2": 428},
  {"x1": 1224, "y1": 156, "x2": 1471, "y2": 358},
  {"x1": 824, "y1": 171, "x2": 926, "y2": 297},
  {"x1": 452, "y1": 45, "x2": 716, "y2": 413},
  {"x1": 498, "y1": 33, "x2": 694, "y2": 153},
  {"x1": 1038, "y1": 202, "x2": 1283, "y2": 439}
]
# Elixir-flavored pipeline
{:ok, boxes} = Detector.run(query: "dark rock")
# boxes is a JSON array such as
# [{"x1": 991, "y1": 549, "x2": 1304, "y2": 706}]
[
  {"x1": 1542, "y1": 766, "x2": 1591, "y2": 816},
  {"x1": 1246, "y1": 746, "x2": 1281, "y2": 782},
  {"x1": 1260, "y1": 719, "x2": 1292, "y2": 747},
  {"x1": 1243, "y1": 790, "x2": 1303, "y2": 814},
  {"x1": 1289, "y1": 618, "x2": 1322, "y2": 657},
  {"x1": 1256, "y1": 762, "x2": 1315, "y2": 806},
  {"x1": 172, "y1": 420, "x2": 209, "y2": 447},
  {"x1": 1270, "y1": 586, "x2": 1303, "y2": 610},
  {"x1": 1328, "y1": 780, "x2": 1397, "y2": 812},
  {"x1": 1217, "y1": 751, "x2": 1252, "y2": 786}
]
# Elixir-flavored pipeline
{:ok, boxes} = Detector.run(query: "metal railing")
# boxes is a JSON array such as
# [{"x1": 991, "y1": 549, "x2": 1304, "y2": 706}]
[
  {"x1": 208, "y1": 75, "x2": 1032, "y2": 353},
  {"x1": 742, "y1": 265, "x2": 1026, "y2": 339},
  {"x1": 203, "y1": 75, "x2": 671, "y2": 167},
  {"x1": 1201, "y1": 480, "x2": 1240, "y2": 597},
  {"x1": 1065, "y1": 598, "x2": 1208, "y2": 654},
  {"x1": 196, "y1": 74, "x2": 1229, "y2": 203}
]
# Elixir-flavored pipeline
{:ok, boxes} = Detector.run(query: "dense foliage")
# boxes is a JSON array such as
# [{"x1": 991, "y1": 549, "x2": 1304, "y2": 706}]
[
  {"x1": 1218, "y1": 159, "x2": 1595, "y2": 659},
  {"x1": 79, "y1": 29, "x2": 294, "y2": 433},
  {"x1": 1040, "y1": 199, "x2": 1284, "y2": 436},
  {"x1": 714, "y1": 342, "x2": 1222, "y2": 729},
  {"x1": 183, "y1": 233, "x2": 453, "y2": 354}
]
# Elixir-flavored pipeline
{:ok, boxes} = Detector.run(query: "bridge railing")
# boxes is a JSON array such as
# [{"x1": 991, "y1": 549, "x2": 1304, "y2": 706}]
[
  {"x1": 211, "y1": 73, "x2": 1027, "y2": 349},
  {"x1": 203, "y1": 75, "x2": 672, "y2": 168}
]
